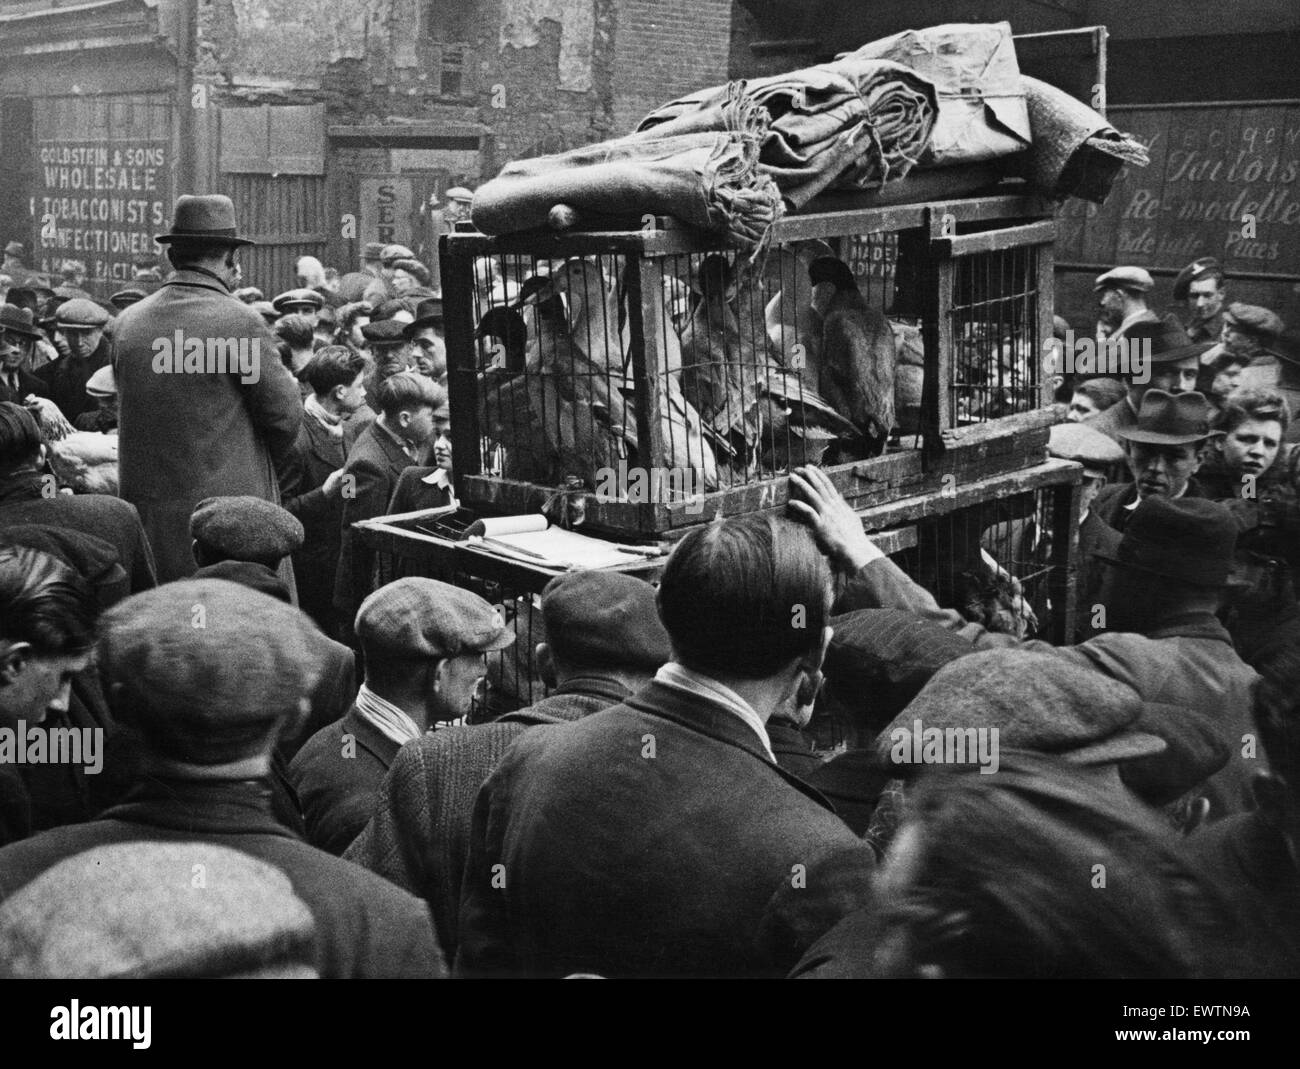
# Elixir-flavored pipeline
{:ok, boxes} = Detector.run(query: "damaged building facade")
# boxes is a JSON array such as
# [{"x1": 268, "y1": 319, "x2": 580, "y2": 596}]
[{"x1": 0, "y1": 0, "x2": 731, "y2": 296}]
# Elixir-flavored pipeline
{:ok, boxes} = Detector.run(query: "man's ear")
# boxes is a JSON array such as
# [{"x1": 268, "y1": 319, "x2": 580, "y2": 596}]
[
  {"x1": 536, "y1": 642, "x2": 557, "y2": 690},
  {"x1": 0, "y1": 642, "x2": 32, "y2": 685},
  {"x1": 430, "y1": 657, "x2": 449, "y2": 695}
]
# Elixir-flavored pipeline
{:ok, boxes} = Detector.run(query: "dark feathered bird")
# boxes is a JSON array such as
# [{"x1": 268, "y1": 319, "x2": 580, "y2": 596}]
[{"x1": 808, "y1": 256, "x2": 897, "y2": 456}]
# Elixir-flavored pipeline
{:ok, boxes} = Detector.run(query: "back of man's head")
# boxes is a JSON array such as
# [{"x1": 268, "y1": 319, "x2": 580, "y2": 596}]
[
  {"x1": 657, "y1": 513, "x2": 832, "y2": 680},
  {"x1": 0, "y1": 545, "x2": 97, "y2": 660},
  {"x1": 301, "y1": 345, "x2": 367, "y2": 397},
  {"x1": 377, "y1": 370, "x2": 443, "y2": 419}
]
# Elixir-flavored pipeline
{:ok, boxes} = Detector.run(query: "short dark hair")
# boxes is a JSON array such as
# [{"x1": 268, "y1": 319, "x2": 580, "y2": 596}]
[
  {"x1": 657, "y1": 513, "x2": 831, "y2": 679},
  {"x1": 1213, "y1": 387, "x2": 1291, "y2": 436},
  {"x1": 302, "y1": 345, "x2": 367, "y2": 396},
  {"x1": 0, "y1": 402, "x2": 42, "y2": 468},
  {"x1": 376, "y1": 370, "x2": 443, "y2": 418},
  {"x1": 273, "y1": 313, "x2": 314, "y2": 350},
  {"x1": 0, "y1": 546, "x2": 97, "y2": 657}
]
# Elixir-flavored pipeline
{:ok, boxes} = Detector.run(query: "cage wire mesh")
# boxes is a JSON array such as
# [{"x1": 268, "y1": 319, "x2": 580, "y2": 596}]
[
  {"x1": 950, "y1": 241, "x2": 1043, "y2": 427},
  {"x1": 459, "y1": 221, "x2": 1046, "y2": 523}
]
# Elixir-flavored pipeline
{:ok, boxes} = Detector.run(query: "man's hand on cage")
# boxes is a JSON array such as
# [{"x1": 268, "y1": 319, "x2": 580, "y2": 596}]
[{"x1": 787, "y1": 465, "x2": 883, "y2": 574}]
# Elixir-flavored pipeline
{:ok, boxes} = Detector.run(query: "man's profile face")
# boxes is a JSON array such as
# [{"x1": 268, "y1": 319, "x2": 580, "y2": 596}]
[
  {"x1": 1220, "y1": 417, "x2": 1283, "y2": 478},
  {"x1": 1144, "y1": 355, "x2": 1200, "y2": 396},
  {"x1": 337, "y1": 370, "x2": 367, "y2": 415},
  {"x1": 1209, "y1": 361, "x2": 1245, "y2": 399},
  {"x1": 0, "y1": 647, "x2": 90, "y2": 729},
  {"x1": 391, "y1": 270, "x2": 417, "y2": 296},
  {"x1": 1189, "y1": 277, "x2": 1224, "y2": 319},
  {"x1": 412, "y1": 328, "x2": 446, "y2": 380},
  {"x1": 398, "y1": 403, "x2": 436, "y2": 445},
  {"x1": 1125, "y1": 439, "x2": 1203, "y2": 499}
]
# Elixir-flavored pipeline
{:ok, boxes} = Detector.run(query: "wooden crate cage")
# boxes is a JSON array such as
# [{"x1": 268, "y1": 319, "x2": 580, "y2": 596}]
[
  {"x1": 352, "y1": 457, "x2": 1081, "y2": 718},
  {"x1": 443, "y1": 193, "x2": 1061, "y2": 541}
]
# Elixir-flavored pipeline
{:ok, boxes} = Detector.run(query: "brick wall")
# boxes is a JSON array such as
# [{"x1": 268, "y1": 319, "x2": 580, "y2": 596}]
[{"x1": 612, "y1": 0, "x2": 734, "y2": 134}]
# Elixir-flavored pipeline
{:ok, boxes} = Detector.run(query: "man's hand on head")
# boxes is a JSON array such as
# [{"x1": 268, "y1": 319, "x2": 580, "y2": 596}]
[{"x1": 787, "y1": 465, "x2": 883, "y2": 573}]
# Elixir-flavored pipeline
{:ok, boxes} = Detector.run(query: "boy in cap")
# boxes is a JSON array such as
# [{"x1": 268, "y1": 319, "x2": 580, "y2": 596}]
[
  {"x1": 37, "y1": 298, "x2": 112, "y2": 424},
  {"x1": 292, "y1": 577, "x2": 511, "y2": 856},
  {"x1": 0, "y1": 579, "x2": 443, "y2": 977},
  {"x1": 347, "y1": 570, "x2": 670, "y2": 957}
]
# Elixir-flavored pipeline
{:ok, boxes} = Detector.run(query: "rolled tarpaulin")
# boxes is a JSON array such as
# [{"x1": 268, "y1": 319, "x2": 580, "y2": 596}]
[
  {"x1": 634, "y1": 60, "x2": 937, "y2": 205},
  {"x1": 1016, "y1": 75, "x2": 1151, "y2": 203},
  {"x1": 472, "y1": 86, "x2": 784, "y2": 261}
]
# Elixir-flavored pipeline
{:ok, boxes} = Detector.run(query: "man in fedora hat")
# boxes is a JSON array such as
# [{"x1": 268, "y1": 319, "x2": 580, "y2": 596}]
[
  {"x1": 1094, "y1": 265, "x2": 1159, "y2": 344},
  {"x1": 0, "y1": 306, "x2": 50, "y2": 406},
  {"x1": 791, "y1": 465, "x2": 1260, "y2": 821},
  {"x1": 403, "y1": 297, "x2": 446, "y2": 389},
  {"x1": 110, "y1": 194, "x2": 303, "y2": 584},
  {"x1": 37, "y1": 298, "x2": 111, "y2": 424},
  {"x1": 1085, "y1": 318, "x2": 1213, "y2": 443},
  {"x1": 347, "y1": 570, "x2": 670, "y2": 959},
  {"x1": 1173, "y1": 257, "x2": 1227, "y2": 343},
  {"x1": 1092, "y1": 389, "x2": 1214, "y2": 534}
]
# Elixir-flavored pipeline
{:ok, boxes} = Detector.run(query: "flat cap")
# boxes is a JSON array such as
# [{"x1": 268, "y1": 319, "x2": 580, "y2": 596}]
[
  {"x1": 251, "y1": 300, "x2": 278, "y2": 322},
  {"x1": 356, "y1": 577, "x2": 515, "y2": 660},
  {"x1": 272, "y1": 288, "x2": 324, "y2": 313},
  {"x1": 1048, "y1": 421, "x2": 1125, "y2": 474},
  {"x1": 3, "y1": 241, "x2": 23, "y2": 257},
  {"x1": 540, "y1": 571, "x2": 671, "y2": 670},
  {"x1": 361, "y1": 318, "x2": 411, "y2": 344},
  {"x1": 444, "y1": 186, "x2": 474, "y2": 203},
  {"x1": 108, "y1": 288, "x2": 147, "y2": 309},
  {"x1": 1171, "y1": 257, "x2": 1223, "y2": 302},
  {"x1": 54, "y1": 297, "x2": 112, "y2": 329},
  {"x1": 1223, "y1": 302, "x2": 1284, "y2": 339},
  {"x1": 878, "y1": 649, "x2": 1166, "y2": 776},
  {"x1": 380, "y1": 244, "x2": 416, "y2": 265},
  {"x1": 98, "y1": 579, "x2": 326, "y2": 764},
  {"x1": 85, "y1": 364, "x2": 116, "y2": 398},
  {"x1": 1094, "y1": 266, "x2": 1154, "y2": 293},
  {"x1": 190, "y1": 495, "x2": 304, "y2": 564},
  {"x1": 362, "y1": 241, "x2": 386, "y2": 260}
]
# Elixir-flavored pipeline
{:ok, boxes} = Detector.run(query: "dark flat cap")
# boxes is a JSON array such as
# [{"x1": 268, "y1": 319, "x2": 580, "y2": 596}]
[
  {"x1": 877, "y1": 648, "x2": 1165, "y2": 776},
  {"x1": 191, "y1": 496, "x2": 304, "y2": 564},
  {"x1": 1224, "y1": 302, "x2": 1283, "y2": 340},
  {"x1": 361, "y1": 318, "x2": 410, "y2": 344},
  {"x1": 380, "y1": 244, "x2": 415, "y2": 265},
  {"x1": 540, "y1": 571, "x2": 671, "y2": 670},
  {"x1": 54, "y1": 298, "x2": 111, "y2": 329},
  {"x1": 356, "y1": 578, "x2": 514, "y2": 660},
  {"x1": 3, "y1": 241, "x2": 23, "y2": 258},
  {"x1": 362, "y1": 242, "x2": 386, "y2": 260},
  {"x1": 98, "y1": 579, "x2": 326, "y2": 764},
  {"x1": 1172, "y1": 257, "x2": 1223, "y2": 302},
  {"x1": 109, "y1": 288, "x2": 147, "y2": 309}
]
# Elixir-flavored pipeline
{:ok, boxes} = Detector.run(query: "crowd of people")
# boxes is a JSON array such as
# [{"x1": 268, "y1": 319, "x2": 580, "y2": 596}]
[{"x1": 0, "y1": 192, "x2": 1297, "y2": 979}]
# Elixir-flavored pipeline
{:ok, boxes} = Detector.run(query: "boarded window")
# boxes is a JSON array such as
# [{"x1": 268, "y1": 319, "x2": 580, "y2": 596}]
[{"x1": 220, "y1": 105, "x2": 325, "y2": 175}]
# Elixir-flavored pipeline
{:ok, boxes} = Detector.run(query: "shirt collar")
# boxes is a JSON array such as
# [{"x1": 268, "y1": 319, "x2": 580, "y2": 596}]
[
  {"x1": 354, "y1": 683, "x2": 423, "y2": 746},
  {"x1": 654, "y1": 662, "x2": 773, "y2": 760}
]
